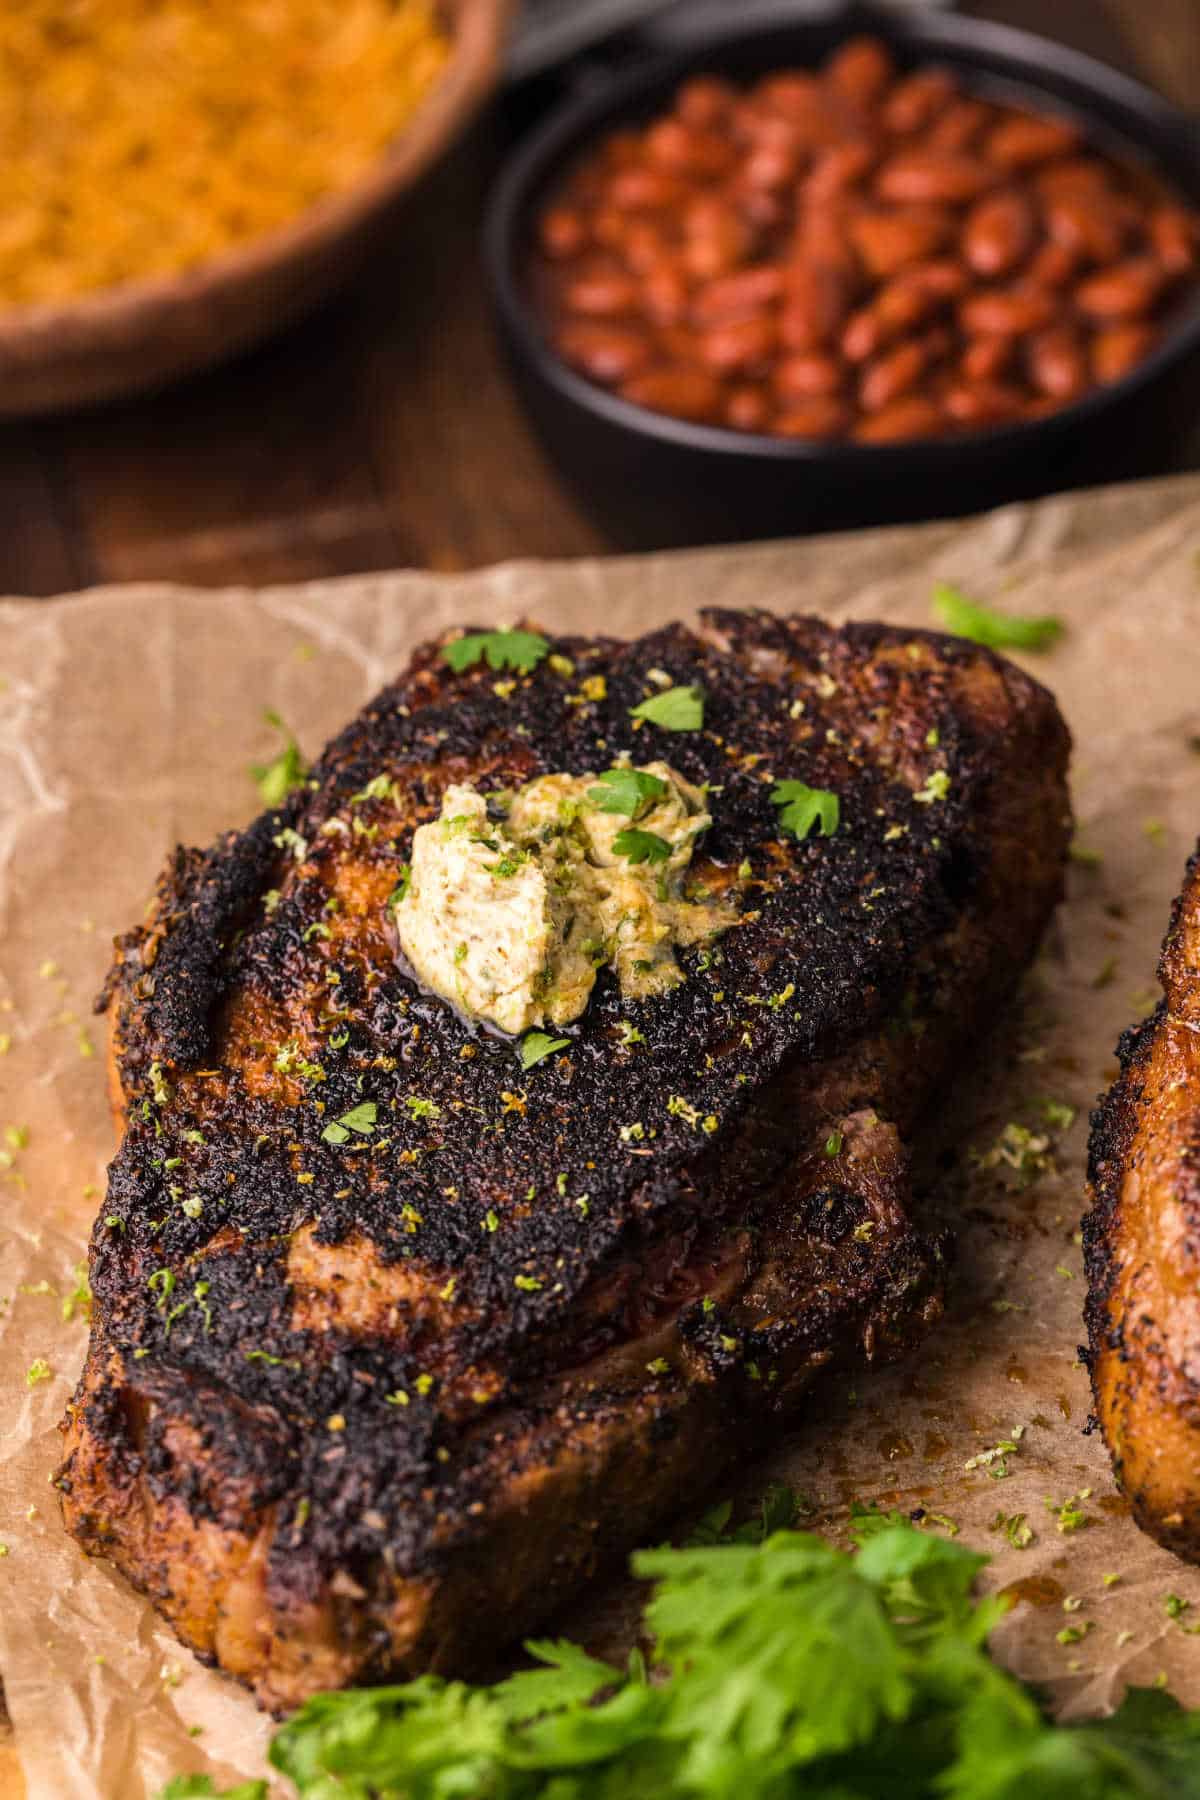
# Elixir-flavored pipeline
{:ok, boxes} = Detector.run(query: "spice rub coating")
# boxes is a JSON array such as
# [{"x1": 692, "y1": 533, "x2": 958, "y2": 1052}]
[
  {"x1": 59, "y1": 609, "x2": 1071, "y2": 1709},
  {"x1": 1085, "y1": 849, "x2": 1200, "y2": 1558}
]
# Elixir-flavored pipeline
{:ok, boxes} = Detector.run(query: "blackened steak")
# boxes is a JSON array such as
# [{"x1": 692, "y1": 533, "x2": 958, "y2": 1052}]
[{"x1": 58, "y1": 609, "x2": 1071, "y2": 1709}]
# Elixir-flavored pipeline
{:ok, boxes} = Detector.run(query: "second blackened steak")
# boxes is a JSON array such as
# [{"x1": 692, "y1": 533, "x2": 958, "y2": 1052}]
[{"x1": 59, "y1": 608, "x2": 1071, "y2": 1709}]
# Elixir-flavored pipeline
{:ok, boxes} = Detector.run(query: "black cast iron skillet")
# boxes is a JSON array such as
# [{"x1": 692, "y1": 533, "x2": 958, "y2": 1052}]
[{"x1": 485, "y1": 1, "x2": 1200, "y2": 549}]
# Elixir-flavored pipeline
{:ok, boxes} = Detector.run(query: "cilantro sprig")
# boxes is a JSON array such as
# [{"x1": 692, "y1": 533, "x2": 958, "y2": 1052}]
[
  {"x1": 588, "y1": 767, "x2": 668, "y2": 816},
  {"x1": 771, "y1": 780, "x2": 840, "y2": 841},
  {"x1": 520, "y1": 1031, "x2": 569, "y2": 1070},
  {"x1": 321, "y1": 1101, "x2": 377, "y2": 1146},
  {"x1": 630, "y1": 684, "x2": 704, "y2": 731},
  {"x1": 442, "y1": 629, "x2": 550, "y2": 675},
  {"x1": 933, "y1": 583, "x2": 1064, "y2": 652},
  {"x1": 250, "y1": 709, "x2": 308, "y2": 808},
  {"x1": 613, "y1": 827, "x2": 672, "y2": 865},
  {"x1": 163, "y1": 1513, "x2": 1200, "y2": 1800}
]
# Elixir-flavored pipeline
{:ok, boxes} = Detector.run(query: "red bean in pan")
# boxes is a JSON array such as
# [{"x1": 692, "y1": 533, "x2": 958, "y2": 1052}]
[{"x1": 530, "y1": 36, "x2": 1200, "y2": 443}]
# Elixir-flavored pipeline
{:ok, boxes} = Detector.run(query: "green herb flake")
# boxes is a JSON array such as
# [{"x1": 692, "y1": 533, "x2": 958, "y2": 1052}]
[
  {"x1": 914, "y1": 769, "x2": 951, "y2": 806},
  {"x1": 629, "y1": 684, "x2": 704, "y2": 732},
  {"x1": 442, "y1": 629, "x2": 550, "y2": 675},
  {"x1": 250, "y1": 709, "x2": 308, "y2": 808},
  {"x1": 612, "y1": 827, "x2": 672, "y2": 866},
  {"x1": 771, "y1": 781, "x2": 840, "y2": 842},
  {"x1": 322, "y1": 1101, "x2": 378, "y2": 1145},
  {"x1": 932, "y1": 582, "x2": 1064, "y2": 652},
  {"x1": 520, "y1": 1032, "x2": 570, "y2": 1070},
  {"x1": 588, "y1": 767, "x2": 668, "y2": 816},
  {"x1": 25, "y1": 1357, "x2": 51, "y2": 1386},
  {"x1": 823, "y1": 1128, "x2": 843, "y2": 1158}
]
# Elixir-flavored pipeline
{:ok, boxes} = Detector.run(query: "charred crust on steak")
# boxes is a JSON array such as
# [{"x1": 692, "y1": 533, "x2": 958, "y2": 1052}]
[{"x1": 60, "y1": 609, "x2": 1071, "y2": 1690}]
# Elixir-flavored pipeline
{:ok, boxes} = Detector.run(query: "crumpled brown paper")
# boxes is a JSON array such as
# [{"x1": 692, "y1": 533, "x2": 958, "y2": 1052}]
[{"x1": 4, "y1": 471, "x2": 1200, "y2": 1797}]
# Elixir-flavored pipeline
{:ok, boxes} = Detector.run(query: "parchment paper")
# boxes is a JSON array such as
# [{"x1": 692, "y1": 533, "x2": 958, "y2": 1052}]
[{"x1": 4, "y1": 471, "x2": 1200, "y2": 1798}]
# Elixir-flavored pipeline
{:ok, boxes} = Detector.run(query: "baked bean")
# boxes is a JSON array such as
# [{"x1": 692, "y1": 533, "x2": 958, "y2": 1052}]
[
  {"x1": 824, "y1": 36, "x2": 894, "y2": 110},
  {"x1": 853, "y1": 396, "x2": 944, "y2": 440},
  {"x1": 1027, "y1": 324, "x2": 1087, "y2": 400},
  {"x1": 876, "y1": 151, "x2": 998, "y2": 206},
  {"x1": 778, "y1": 264, "x2": 851, "y2": 349},
  {"x1": 773, "y1": 350, "x2": 844, "y2": 400},
  {"x1": 642, "y1": 263, "x2": 690, "y2": 326},
  {"x1": 621, "y1": 366, "x2": 723, "y2": 420},
  {"x1": 531, "y1": 36, "x2": 1200, "y2": 444},
  {"x1": 562, "y1": 270, "x2": 641, "y2": 317},
  {"x1": 1044, "y1": 194, "x2": 1125, "y2": 264},
  {"x1": 557, "y1": 322, "x2": 653, "y2": 384},
  {"x1": 1026, "y1": 240, "x2": 1080, "y2": 289},
  {"x1": 644, "y1": 119, "x2": 733, "y2": 180},
  {"x1": 962, "y1": 189, "x2": 1036, "y2": 277},
  {"x1": 607, "y1": 166, "x2": 683, "y2": 212},
  {"x1": 725, "y1": 384, "x2": 771, "y2": 431},
  {"x1": 961, "y1": 335, "x2": 1013, "y2": 382},
  {"x1": 927, "y1": 98, "x2": 994, "y2": 153},
  {"x1": 1034, "y1": 157, "x2": 1112, "y2": 200},
  {"x1": 682, "y1": 197, "x2": 751, "y2": 279},
  {"x1": 986, "y1": 113, "x2": 1081, "y2": 169},
  {"x1": 1149, "y1": 206, "x2": 1198, "y2": 273},
  {"x1": 1091, "y1": 321, "x2": 1156, "y2": 383},
  {"x1": 959, "y1": 286, "x2": 1058, "y2": 336},
  {"x1": 848, "y1": 206, "x2": 953, "y2": 277},
  {"x1": 691, "y1": 265, "x2": 784, "y2": 325},
  {"x1": 943, "y1": 382, "x2": 1026, "y2": 426},
  {"x1": 842, "y1": 272, "x2": 941, "y2": 361},
  {"x1": 700, "y1": 313, "x2": 778, "y2": 373},
  {"x1": 805, "y1": 141, "x2": 877, "y2": 201},
  {"x1": 882, "y1": 68, "x2": 958, "y2": 136},
  {"x1": 859, "y1": 338, "x2": 928, "y2": 411},
  {"x1": 1075, "y1": 257, "x2": 1167, "y2": 320},
  {"x1": 538, "y1": 205, "x2": 587, "y2": 259},
  {"x1": 772, "y1": 396, "x2": 850, "y2": 438},
  {"x1": 675, "y1": 76, "x2": 737, "y2": 129},
  {"x1": 905, "y1": 258, "x2": 971, "y2": 301}
]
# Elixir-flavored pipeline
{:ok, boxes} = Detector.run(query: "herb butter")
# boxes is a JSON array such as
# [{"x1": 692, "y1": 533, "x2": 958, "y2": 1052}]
[{"x1": 394, "y1": 764, "x2": 737, "y2": 1035}]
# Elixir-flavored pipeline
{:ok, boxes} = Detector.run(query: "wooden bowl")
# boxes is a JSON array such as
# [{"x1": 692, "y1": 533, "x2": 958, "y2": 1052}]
[{"x1": 0, "y1": 0, "x2": 513, "y2": 416}]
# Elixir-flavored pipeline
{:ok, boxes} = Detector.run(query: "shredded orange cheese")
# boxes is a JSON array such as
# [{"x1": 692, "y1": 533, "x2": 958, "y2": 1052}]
[{"x1": 0, "y1": 0, "x2": 449, "y2": 305}]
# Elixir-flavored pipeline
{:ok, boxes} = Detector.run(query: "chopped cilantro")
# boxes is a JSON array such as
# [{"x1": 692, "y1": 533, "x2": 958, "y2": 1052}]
[
  {"x1": 162, "y1": 1515, "x2": 1200, "y2": 1800},
  {"x1": 25, "y1": 1357, "x2": 51, "y2": 1386},
  {"x1": 630, "y1": 684, "x2": 704, "y2": 731},
  {"x1": 322, "y1": 1101, "x2": 377, "y2": 1145},
  {"x1": 613, "y1": 827, "x2": 672, "y2": 865},
  {"x1": 250, "y1": 710, "x2": 308, "y2": 808},
  {"x1": 405, "y1": 1095, "x2": 441, "y2": 1120},
  {"x1": 771, "y1": 781, "x2": 840, "y2": 841},
  {"x1": 520, "y1": 1032, "x2": 569, "y2": 1070},
  {"x1": 442, "y1": 629, "x2": 550, "y2": 675},
  {"x1": 588, "y1": 767, "x2": 668, "y2": 816},
  {"x1": 932, "y1": 582, "x2": 1064, "y2": 652},
  {"x1": 1042, "y1": 1099, "x2": 1076, "y2": 1131},
  {"x1": 823, "y1": 1128, "x2": 843, "y2": 1158}
]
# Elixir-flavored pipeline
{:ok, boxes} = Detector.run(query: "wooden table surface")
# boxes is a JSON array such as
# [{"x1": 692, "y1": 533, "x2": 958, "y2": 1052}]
[
  {"x1": 0, "y1": 0, "x2": 1198, "y2": 1791},
  {"x1": 1, "y1": 0, "x2": 1197, "y2": 601}
]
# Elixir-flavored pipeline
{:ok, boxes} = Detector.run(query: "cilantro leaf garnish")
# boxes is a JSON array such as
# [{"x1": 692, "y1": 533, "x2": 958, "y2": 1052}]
[
  {"x1": 250, "y1": 709, "x2": 308, "y2": 809},
  {"x1": 630, "y1": 684, "x2": 704, "y2": 731},
  {"x1": 933, "y1": 582, "x2": 1064, "y2": 652},
  {"x1": 442, "y1": 629, "x2": 550, "y2": 675},
  {"x1": 321, "y1": 1101, "x2": 377, "y2": 1146},
  {"x1": 613, "y1": 827, "x2": 672, "y2": 865},
  {"x1": 172, "y1": 1513, "x2": 1200, "y2": 1800},
  {"x1": 771, "y1": 780, "x2": 840, "y2": 841},
  {"x1": 520, "y1": 1031, "x2": 570, "y2": 1070},
  {"x1": 588, "y1": 767, "x2": 668, "y2": 816}
]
